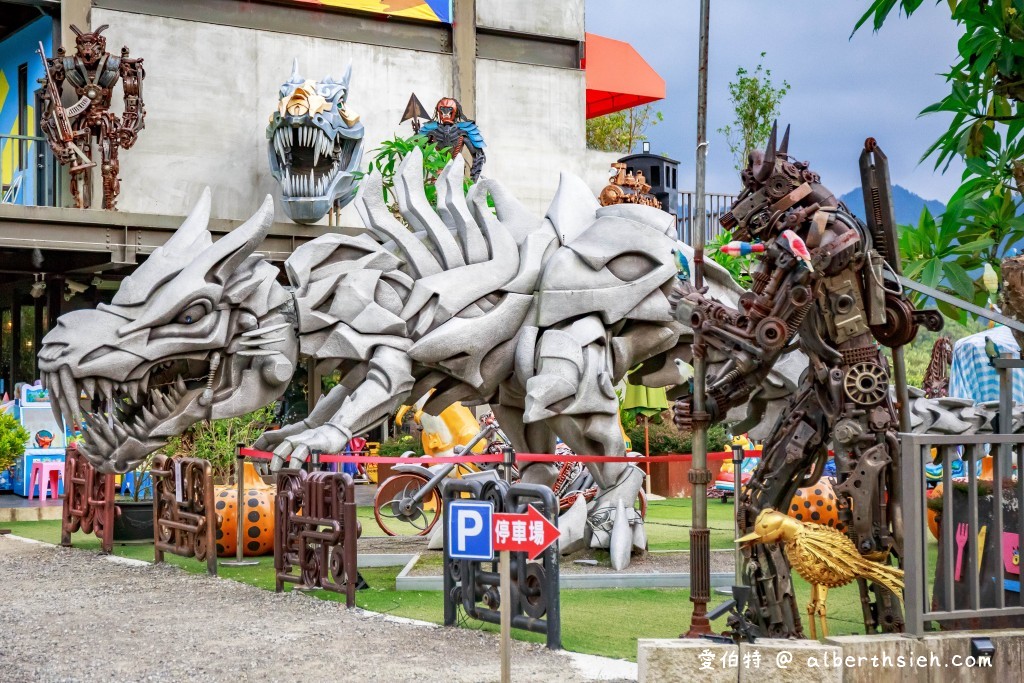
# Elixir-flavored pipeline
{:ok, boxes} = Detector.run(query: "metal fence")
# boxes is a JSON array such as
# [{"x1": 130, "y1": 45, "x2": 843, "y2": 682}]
[
  {"x1": 901, "y1": 432, "x2": 1024, "y2": 634},
  {"x1": 676, "y1": 191, "x2": 737, "y2": 244},
  {"x1": 1, "y1": 133, "x2": 61, "y2": 206}
]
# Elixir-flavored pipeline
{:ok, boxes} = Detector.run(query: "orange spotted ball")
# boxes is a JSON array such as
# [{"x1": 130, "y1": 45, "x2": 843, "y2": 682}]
[
  {"x1": 787, "y1": 478, "x2": 844, "y2": 532},
  {"x1": 213, "y1": 463, "x2": 276, "y2": 557}
]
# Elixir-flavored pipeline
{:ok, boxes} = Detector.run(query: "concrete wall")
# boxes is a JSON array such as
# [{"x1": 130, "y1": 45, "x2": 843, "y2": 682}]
[
  {"x1": 90, "y1": 7, "x2": 604, "y2": 224},
  {"x1": 477, "y1": 0, "x2": 584, "y2": 40},
  {"x1": 92, "y1": 8, "x2": 450, "y2": 224}
]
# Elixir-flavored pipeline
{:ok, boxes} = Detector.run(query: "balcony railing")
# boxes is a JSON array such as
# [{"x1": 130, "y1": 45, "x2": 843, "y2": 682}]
[
  {"x1": 676, "y1": 191, "x2": 737, "y2": 244},
  {"x1": 1, "y1": 133, "x2": 61, "y2": 207}
]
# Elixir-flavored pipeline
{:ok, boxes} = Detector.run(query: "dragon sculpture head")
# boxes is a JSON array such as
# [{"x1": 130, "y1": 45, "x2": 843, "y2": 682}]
[
  {"x1": 267, "y1": 59, "x2": 364, "y2": 224},
  {"x1": 37, "y1": 189, "x2": 298, "y2": 472}
]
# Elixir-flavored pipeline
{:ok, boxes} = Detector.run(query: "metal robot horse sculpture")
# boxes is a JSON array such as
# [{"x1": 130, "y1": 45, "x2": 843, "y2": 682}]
[
  {"x1": 673, "y1": 126, "x2": 941, "y2": 637},
  {"x1": 267, "y1": 59, "x2": 364, "y2": 224},
  {"x1": 41, "y1": 149, "x2": 753, "y2": 568}
]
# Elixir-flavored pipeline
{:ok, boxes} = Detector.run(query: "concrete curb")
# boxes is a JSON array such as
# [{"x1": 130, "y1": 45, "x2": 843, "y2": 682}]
[{"x1": 0, "y1": 504, "x2": 63, "y2": 522}]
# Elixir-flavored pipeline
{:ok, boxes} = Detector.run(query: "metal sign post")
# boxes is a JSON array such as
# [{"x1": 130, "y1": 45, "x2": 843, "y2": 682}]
[
  {"x1": 499, "y1": 549, "x2": 511, "y2": 683},
  {"x1": 222, "y1": 444, "x2": 259, "y2": 567}
]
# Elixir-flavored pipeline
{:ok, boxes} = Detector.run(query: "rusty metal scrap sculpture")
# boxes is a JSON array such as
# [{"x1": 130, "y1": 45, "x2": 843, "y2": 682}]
[
  {"x1": 923, "y1": 337, "x2": 953, "y2": 399},
  {"x1": 61, "y1": 445, "x2": 116, "y2": 554},
  {"x1": 673, "y1": 127, "x2": 941, "y2": 638},
  {"x1": 402, "y1": 94, "x2": 486, "y2": 180},
  {"x1": 152, "y1": 455, "x2": 218, "y2": 575},
  {"x1": 598, "y1": 162, "x2": 661, "y2": 209},
  {"x1": 274, "y1": 469, "x2": 360, "y2": 606},
  {"x1": 38, "y1": 24, "x2": 145, "y2": 210}
]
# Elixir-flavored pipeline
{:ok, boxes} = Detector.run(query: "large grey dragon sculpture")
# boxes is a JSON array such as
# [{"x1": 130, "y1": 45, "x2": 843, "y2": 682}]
[{"x1": 41, "y1": 150, "x2": 739, "y2": 568}]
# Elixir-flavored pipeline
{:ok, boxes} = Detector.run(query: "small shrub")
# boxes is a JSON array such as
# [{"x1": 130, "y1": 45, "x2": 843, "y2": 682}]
[
  {"x1": 623, "y1": 410, "x2": 730, "y2": 454},
  {"x1": 378, "y1": 434, "x2": 424, "y2": 457},
  {"x1": 163, "y1": 404, "x2": 277, "y2": 478},
  {"x1": 0, "y1": 411, "x2": 30, "y2": 471}
]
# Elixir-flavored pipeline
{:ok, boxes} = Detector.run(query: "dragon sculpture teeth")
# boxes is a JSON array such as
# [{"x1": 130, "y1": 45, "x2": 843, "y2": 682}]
[
  {"x1": 267, "y1": 59, "x2": 364, "y2": 224},
  {"x1": 38, "y1": 148, "x2": 821, "y2": 569}
]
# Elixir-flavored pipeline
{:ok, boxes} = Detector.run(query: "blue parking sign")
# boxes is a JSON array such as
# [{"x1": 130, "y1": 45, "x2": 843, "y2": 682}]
[{"x1": 446, "y1": 500, "x2": 494, "y2": 561}]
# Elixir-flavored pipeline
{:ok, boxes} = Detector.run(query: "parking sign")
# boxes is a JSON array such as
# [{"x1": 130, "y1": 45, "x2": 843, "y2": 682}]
[{"x1": 447, "y1": 500, "x2": 494, "y2": 561}]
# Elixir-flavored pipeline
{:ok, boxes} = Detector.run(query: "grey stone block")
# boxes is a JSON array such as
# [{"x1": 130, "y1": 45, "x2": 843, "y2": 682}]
[
  {"x1": 825, "y1": 634, "x2": 919, "y2": 683},
  {"x1": 738, "y1": 637, "x2": 843, "y2": 683},
  {"x1": 637, "y1": 638, "x2": 738, "y2": 683}
]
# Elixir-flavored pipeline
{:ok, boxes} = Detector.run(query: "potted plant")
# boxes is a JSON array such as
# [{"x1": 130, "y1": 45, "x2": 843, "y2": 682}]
[{"x1": 112, "y1": 453, "x2": 156, "y2": 542}]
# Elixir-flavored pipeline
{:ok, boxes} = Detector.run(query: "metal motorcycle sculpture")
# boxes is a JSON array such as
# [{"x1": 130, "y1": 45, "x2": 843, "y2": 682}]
[
  {"x1": 673, "y1": 127, "x2": 941, "y2": 637},
  {"x1": 37, "y1": 24, "x2": 145, "y2": 210}
]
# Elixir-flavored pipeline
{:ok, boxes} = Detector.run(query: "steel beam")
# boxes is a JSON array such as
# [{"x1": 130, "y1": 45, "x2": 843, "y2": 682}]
[{"x1": 0, "y1": 204, "x2": 338, "y2": 262}]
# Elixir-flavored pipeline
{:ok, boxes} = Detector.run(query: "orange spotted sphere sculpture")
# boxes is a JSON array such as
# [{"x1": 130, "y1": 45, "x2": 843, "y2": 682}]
[
  {"x1": 787, "y1": 477, "x2": 844, "y2": 532},
  {"x1": 213, "y1": 462, "x2": 276, "y2": 556}
]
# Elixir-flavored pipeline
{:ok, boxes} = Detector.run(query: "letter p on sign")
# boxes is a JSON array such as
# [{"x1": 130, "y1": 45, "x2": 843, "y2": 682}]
[{"x1": 446, "y1": 500, "x2": 494, "y2": 561}]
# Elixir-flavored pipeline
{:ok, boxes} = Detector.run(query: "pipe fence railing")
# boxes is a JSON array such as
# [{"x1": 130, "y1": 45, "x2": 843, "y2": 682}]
[
  {"x1": 901, "y1": 432, "x2": 1024, "y2": 635},
  {"x1": 676, "y1": 191, "x2": 737, "y2": 244}
]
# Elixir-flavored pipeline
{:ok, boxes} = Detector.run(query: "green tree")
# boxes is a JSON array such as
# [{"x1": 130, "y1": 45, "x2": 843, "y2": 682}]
[
  {"x1": 717, "y1": 52, "x2": 791, "y2": 170},
  {"x1": 855, "y1": 2, "x2": 1024, "y2": 320},
  {"x1": 586, "y1": 105, "x2": 664, "y2": 154}
]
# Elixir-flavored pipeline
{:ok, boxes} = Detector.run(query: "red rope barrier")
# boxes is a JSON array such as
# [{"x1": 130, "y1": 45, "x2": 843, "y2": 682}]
[{"x1": 238, "y1": 447, "x2": 762, "y2": 466}]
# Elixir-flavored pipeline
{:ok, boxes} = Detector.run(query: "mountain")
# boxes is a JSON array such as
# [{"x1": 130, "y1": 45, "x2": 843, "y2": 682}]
[{"x1": 838, "y1": 185, "x2": 946, "y2": 225}]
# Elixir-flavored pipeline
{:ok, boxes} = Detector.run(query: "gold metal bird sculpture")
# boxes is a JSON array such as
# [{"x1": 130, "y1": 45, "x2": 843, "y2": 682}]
[{"x1": 736, "y1": 508, "x2": 904, "y2": 639}]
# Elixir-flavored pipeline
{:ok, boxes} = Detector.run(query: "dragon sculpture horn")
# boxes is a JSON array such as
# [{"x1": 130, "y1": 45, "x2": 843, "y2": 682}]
[
  {"x1": 189, "y1": 194, "x2": 275, "y2": 284},
  {"x1": 779, "y1": 124, "x2": 791, "y2": 156},
  {"x1": 754, "y1": 121, "x2": 778, "y2": 182},
  {"x1": 290, "y1": 57, "x2": 300, "y2": 80},
  {"x1": 340, "y1": 62, "x2": 352, "y2": 89},
  {"x1": 162, "y1": 187, "x2": 213, "y2": 253}
]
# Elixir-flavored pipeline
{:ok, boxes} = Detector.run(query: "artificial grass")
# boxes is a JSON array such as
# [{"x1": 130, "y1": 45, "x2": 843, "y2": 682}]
[{"x1": 5, "y1": 499, "x2": 938, "y2": 662}]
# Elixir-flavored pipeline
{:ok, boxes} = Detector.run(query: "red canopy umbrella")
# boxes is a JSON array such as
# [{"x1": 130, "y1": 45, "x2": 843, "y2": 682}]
[{"x1": 583, "y1": 33, "x2": 666, "y2": 119}]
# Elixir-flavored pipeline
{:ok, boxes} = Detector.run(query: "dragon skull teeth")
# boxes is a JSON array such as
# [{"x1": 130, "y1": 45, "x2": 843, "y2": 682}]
[
  {"x1": 45, "y1": 366, "x2": 195, "y2": 453},
  {"x1": 274, "y1": 122, "x2": 348, "y2": 200}
]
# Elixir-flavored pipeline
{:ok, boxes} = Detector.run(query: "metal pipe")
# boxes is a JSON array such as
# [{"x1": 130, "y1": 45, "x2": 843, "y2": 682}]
[{"x1": 685, "y1": 0, "x2": 713, "y2": 639}]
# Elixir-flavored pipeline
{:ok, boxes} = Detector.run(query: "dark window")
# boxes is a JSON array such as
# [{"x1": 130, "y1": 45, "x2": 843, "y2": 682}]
[
  {"x1": 649, "y1": 165, "x2": 661, "y2": 186},
  {"x1": 671, "y1": 167, "x2": 677, "y2": 189}
]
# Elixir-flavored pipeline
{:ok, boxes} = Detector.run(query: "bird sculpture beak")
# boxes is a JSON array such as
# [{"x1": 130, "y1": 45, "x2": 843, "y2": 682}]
[{"x1": 735, "y1": 531, "x2": 761, "y2": 544}]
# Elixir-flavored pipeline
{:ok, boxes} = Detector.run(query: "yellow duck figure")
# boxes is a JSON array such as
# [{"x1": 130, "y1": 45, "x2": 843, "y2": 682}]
[{"x1": 736, "y1": 508, "x2": 904, "y2": 639}]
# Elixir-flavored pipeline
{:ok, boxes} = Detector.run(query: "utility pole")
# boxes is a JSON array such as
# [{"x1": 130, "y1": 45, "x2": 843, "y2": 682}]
[{"x1": 685, "y1": 0, "x2": 713, "y2": 638}]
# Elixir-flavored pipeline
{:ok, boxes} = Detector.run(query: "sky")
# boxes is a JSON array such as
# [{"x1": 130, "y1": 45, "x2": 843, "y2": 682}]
[{"x1": 585, "y1": 0, "x2": 965, "y2": 201}]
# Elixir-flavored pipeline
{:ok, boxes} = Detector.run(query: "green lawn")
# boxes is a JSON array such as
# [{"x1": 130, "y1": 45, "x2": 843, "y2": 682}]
[{"x1": 5, "y1": 499, "x2": 937, "y2": 662}]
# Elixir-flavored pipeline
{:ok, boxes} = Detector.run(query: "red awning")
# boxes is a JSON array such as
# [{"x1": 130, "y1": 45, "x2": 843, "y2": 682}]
[{"x1": 583, "y1": 32, "x2": 665, "y2": 119}]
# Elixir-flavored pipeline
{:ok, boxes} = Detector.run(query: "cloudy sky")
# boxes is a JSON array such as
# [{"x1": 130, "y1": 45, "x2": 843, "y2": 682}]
[{"x1": 585, "y1": 0, "x2": 964, "y2": 201}]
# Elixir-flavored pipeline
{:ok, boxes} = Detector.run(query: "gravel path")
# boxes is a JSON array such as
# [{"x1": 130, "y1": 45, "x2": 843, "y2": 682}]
[{"x1": 0, "y1": 537, "x2": 633, "y2": 683}]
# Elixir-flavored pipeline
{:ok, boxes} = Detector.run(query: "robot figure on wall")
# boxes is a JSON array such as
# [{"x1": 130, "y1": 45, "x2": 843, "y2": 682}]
[
  {"x1": 401, "y1": 94, "x2": 486, "y2": 180},
  {"x1": 38, "y1": 24, "x2": 145, "y2": 210},
  {"x1": 267, "y1": 59, "x2": 364, "y2": 224},
  {"x1": 672, "y1": 126, "x2": 942, "y2": 638}
]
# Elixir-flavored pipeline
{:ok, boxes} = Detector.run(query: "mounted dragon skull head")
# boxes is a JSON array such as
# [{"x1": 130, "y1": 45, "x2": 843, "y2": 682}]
[
  {"x1": 37, "y1": 190, "x2": 299, "y2": 473},
  {"x1": 267, "y1": 59, "x2": 364, "y2": 224}
]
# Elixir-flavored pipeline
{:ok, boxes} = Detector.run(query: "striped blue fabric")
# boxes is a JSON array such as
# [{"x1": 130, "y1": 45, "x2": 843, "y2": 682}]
[{"x1": 948, "y1": 325, "x2": 1024, "y2": 404}]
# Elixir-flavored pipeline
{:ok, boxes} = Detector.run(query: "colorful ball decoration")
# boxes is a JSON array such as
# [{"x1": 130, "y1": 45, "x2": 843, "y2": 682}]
[
  {"x1": 213, "y1": 462, "x2": 276, "y2": 557},
  {"x1": 787, "y1": 477, "x2": 844, "y2": 532}
]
